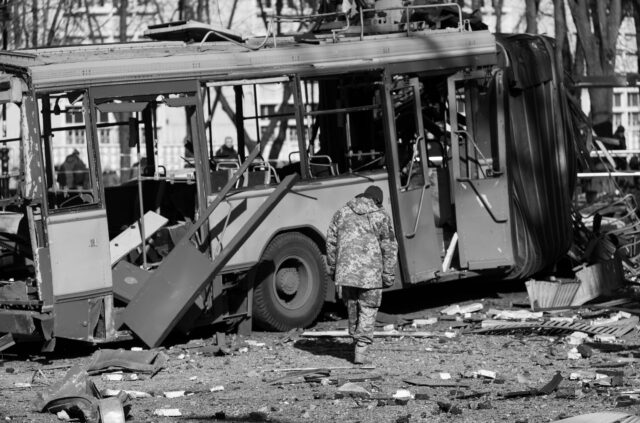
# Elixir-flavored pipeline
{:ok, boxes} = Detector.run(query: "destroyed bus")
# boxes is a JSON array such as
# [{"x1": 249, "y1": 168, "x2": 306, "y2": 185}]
[{"x1": 0, "y1": 4, "x2": 576, "y2": 349}]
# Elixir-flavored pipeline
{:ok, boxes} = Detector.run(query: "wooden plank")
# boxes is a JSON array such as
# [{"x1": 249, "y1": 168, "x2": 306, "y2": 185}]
[{"x1": 109, "y1": 211, "x2": 168, "y2": 266}]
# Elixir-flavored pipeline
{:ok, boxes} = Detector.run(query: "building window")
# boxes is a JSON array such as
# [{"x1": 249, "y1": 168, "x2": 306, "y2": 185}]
[
  {"x1": 613, "y1": 113, "x2": 623, "y2": 128},
  {"x1": 630, "y1": 112, "x2": 640, "y2": 126},
  {"x1": 629, "y1": 93, "x2": 639, "y2": 107},
  {"x1": 614, "y1": 93, "x2": 622, "y2": 107},
  {"x1": 65, "y1": 107, "x2": 83, "y2": 125}
]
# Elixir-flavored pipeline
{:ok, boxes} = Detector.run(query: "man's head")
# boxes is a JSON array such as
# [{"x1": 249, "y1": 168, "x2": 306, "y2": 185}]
[
  {"x1": 361, "y1": 185, "x2": 383, "y2": 206},
  {"x1": 72, "y1": 149, "x2": 80, "y2": 156},
  {"x1": 224, "y1": 136, "x2": 234, "y2": 148}
]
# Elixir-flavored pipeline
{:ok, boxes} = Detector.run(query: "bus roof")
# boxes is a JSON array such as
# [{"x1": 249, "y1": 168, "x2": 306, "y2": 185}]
[{"x1": 0, "y1": 29, "x2": 496, "y2": 91}]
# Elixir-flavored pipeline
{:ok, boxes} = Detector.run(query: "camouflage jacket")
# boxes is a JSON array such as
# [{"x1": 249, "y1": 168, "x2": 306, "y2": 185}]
[{"x1": 326, "y1": 196, "x2": 398, "y2": 289}]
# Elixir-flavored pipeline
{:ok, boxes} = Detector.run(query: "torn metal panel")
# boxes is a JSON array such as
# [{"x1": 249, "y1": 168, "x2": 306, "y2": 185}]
[
  {"x1": 85, "y1": 349, "x2": 167, "y2": 375},
  {"x1": 111, "y1": 261, "x2": 150, "y2": 303},
  {"x1": 121, "y1": 242, "x2": 217, "y2": 347},
  {"x1": 20, "y1": 97, "x2": 45, "y2": 201},
  {"x1": 109, "y1": 211, "x2": 168, "y2": 266},
  {"x1": 572, "y1": 259, "x2": 624, "y2": 306},
  {"x1": 0, "y1": 333, "x2": 15, "y2": 352},
  {"x1": 35, "y1": 365, "x2": 101, "y2": 421},
  {"x1": 122, "y1": 174, "x2": 298, "y2": 348}
]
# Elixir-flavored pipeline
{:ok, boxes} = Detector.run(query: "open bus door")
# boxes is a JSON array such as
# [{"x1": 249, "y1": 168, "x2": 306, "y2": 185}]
[
  {"x1": 45, "y1": 93, "x2": 112, "y2": 299},
  {"x1": 382, "y1": 75, "x2": 441, "y2": 284},
  {"x1": 40, "y1": 91, "x2": 114, "y2": 340},
  {"x1": 446, "y1": 70, "x2": 514, "y2": 270}
]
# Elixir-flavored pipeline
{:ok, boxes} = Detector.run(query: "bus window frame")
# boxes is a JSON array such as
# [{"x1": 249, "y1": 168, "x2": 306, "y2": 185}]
[
  {"x1": 89, "y1": 81, "x2": 210, "y2": 215},
  {"x1": 40, "y1": 90, "x2": 103, "y2": 214},
  {"x1": 297, "y1": 71, "x2": 386, "y2": 179}
]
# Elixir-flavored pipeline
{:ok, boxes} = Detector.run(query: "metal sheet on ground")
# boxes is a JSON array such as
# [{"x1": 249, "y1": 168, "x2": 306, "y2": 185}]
[
  {"x1": 120, "y1": 243, "x2": 216, "y2": 348},
  {"x1": 121, "y1": 174, "x2": 298, "y2": 348}
]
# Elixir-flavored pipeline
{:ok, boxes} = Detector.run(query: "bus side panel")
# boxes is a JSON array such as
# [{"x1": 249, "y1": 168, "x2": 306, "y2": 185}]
[{"x1": 208, "y1": 175, "x2": 394, "y2": 273}]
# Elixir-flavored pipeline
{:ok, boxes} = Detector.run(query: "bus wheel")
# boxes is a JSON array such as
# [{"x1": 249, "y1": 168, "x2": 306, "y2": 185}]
[{"x1": 253, "y1": 232, "x2": 327, "y2": 331}]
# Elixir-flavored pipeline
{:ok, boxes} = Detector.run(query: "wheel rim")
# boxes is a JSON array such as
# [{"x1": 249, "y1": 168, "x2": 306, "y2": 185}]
[{"x1": 272, "y1": 255, "x2": 313, "y2": 310}]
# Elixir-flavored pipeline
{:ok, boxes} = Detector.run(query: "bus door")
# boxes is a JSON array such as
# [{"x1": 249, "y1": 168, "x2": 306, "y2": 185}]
[
  {"x1": 446, "y1": 70, "x2": 514, "y2": 270},
  {"x1": 382, "y1": 76, "x2": 440, "y2": 284},
  {"x1": 43, "y1": 91, "x2": 112, "y2": 299}
]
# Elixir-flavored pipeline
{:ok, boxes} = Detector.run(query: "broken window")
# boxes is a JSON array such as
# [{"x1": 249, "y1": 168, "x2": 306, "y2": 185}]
[
  {"x1": 202, "y1": 78, "x2": 294, "y2": 188},
  {"x1": 448, "y1": 76, "x2": 503, "y2": 181},
  {"x1": 92, "y1": 89, "x2": 206, "y2": 270},
  {"x1": 40, "y1": 92, "x2": 100, "y2": 210},
  {"x1": 300, "y1": 72, "x2": 385, "y2": 177}
]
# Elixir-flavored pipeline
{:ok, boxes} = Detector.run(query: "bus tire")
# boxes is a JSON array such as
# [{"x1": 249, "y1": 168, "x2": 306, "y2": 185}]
[{"x1": 253, "y1": 232, "x2": 327, "y2": 331}]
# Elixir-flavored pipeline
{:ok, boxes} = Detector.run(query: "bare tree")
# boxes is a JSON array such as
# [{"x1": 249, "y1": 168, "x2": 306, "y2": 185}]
[
  {"x1": 31, "y1": 0, "x2": 38, "y2": 47},
  {"x1": 630, "y1": 0, "x2": 640, "y2": 74},
  {"x1": 493, "y1": 0, "x2": 503, "y2": 32},
  {"x1": 566, "y1": 0, "x2": 623, "y2": 126}
]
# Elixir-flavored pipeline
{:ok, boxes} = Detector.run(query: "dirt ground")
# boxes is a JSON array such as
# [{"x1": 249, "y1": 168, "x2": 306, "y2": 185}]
[{"x1": 2, "y1": 281, "x2": 640, "y2": 423}]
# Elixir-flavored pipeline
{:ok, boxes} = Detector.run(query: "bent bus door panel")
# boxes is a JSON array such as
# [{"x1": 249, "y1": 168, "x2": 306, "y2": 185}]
[
  {"x1": 46, "y1": 93, "x2": 112, "y2": 298},
  {"x1": 382, "y1": 75, "x2": 440, "y2": 284},
  {"x1": 447, "y1": 70, "x2": 513, "y2": 270}
]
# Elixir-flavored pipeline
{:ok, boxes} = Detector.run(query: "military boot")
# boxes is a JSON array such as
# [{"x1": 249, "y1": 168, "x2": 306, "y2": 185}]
[{"x1": 354, "y1": 345, "x2": 371, "y2": 365}]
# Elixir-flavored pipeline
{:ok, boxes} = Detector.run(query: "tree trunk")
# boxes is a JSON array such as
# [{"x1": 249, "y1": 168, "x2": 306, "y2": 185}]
[
  {"x1": 553, "y1": 0, "x2": 566, "y2": 77},
  {"x1": 42, "y1": 0, "x2": 49, "y2": 45},
  {"x1": 276, "y1": 0, "x2": 283, "y2": 34},
  {"x1": 494, "y1": 0, "x2": 504, "y2": 32},
  {"x1": 634, "y1": 1, "x2": 640, "y2": 74},
  {"x1": 31, "y1": 0, "x2": 38, "y2": 47},
  {"x1": 119, "y1": 0, "x2": 128, "y2": 42},
  {"x1": 567, "y1": 0, "x2": 622, "y2": 125},
  {"x1": 525, "y1": 0, "x2": 538, "y2": 33},
  {"x1": 257, "y1": 0, "x2": 269, "y2": 32},
  {"x1": 118, "y1": 0, "x2": 131, "y2": 175},
  {"x1": 46, "y1": 0, "x2": 65, "y2": 46}
]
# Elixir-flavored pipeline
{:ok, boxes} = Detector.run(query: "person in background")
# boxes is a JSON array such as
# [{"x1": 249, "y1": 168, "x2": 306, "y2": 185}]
[
  {"x1": 326, "y1": 185, "x2": 398, "y2": 364},
  {"x1": 215, "y1": 136, "x2": 239, "y2": 160},
  {"x1": 613, "y1": 125, "x2": 627, "y2": 170},
  {"x1": 57, "y1": 149, "x2": 88, "y2": 189}
]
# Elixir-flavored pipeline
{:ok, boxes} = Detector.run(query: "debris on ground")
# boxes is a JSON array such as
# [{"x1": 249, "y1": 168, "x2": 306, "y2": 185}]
[{"x1": 85, "y1": 348, "x2": 167, "y2": 376}]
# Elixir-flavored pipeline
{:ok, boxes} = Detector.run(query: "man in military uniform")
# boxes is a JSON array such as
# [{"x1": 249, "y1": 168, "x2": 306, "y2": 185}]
[{"x1": 326, "y1": 185, "x2": 398, "y2": 364}]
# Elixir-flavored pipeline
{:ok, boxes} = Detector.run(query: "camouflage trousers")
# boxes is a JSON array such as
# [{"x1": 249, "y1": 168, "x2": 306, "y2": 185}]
[{"x1": 342, "y1": 286, "x2": 382, "y2": 348}]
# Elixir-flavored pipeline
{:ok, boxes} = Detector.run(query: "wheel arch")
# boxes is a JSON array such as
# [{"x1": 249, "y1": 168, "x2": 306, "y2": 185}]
[{"x1": 258, "y1": 225, "x2": 335, "y2": 303}]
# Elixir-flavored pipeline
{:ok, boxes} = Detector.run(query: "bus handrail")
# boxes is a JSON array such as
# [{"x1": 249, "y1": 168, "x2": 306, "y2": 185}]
[{"x1": 405, "y1": 183, "x2": 428, "y2": 239}]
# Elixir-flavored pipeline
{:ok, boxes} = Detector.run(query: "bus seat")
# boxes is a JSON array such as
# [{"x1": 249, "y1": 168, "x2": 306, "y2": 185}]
[
  {"x1": 215, "y1": 158, "x2": 240, "y2": 170},
  {"x1": 310, "y1": 154, "x2": 338, "y2": 177},
  {"x1": 244, "y1": 170, "x2": 270, "y2": 187},
  {"x1": 210, "y1": 169, "x2": 233, "y2": 192}
]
